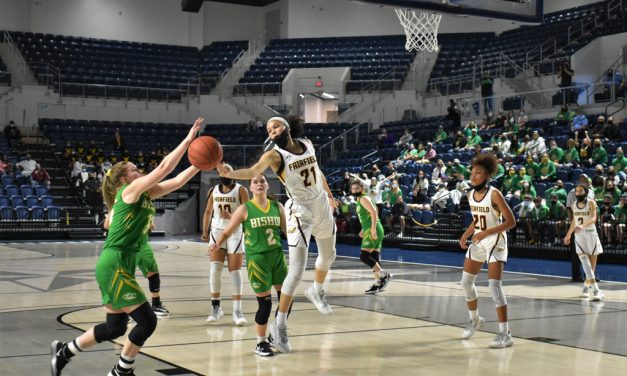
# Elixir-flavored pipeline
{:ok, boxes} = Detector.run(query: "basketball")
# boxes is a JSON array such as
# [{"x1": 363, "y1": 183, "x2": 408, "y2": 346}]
[{"x1": 188, "y1": 136, "x2": 223, "y2": 171}]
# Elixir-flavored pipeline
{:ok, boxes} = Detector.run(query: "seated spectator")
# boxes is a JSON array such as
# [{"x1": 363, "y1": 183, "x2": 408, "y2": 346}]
[
  {"x1": 532, "y1": 196, "x2": 549, "y2": 244},
  {"x1": 524, "y1": 156, "x2": 540, "y2": 180},
  {"x1": 547, "y1": 193, "x2": 568, "y2": 244},
  {"x1": 599, "y1": 193, "x2": 615, "y2": 243},
  {"x1": 465, "y1": 129, "x2": 482, "y2": 149},
  {"x1": 562, "y1": 138, "x2": 581, "y2": 167},
  {"x1": 3, "y1": 120, "x2": 21, "y2": 140},
  {"x1": 0, "y1": 154, "x2": 10, "y2": 174},
  {"x1": 547, "y1": 140, "x2": 565, "y2": 165},
  {"x1": 451, "y1": 131, "x2": 467, "y2": 151},
  {"x1": 411, "y1": 171, "x2": 429, "y2": 201},
  {"x1": 82, "y1": 172, "x2": 103, "y2": 211},
  {"x1": 341, "y1": 171, "x2": 352, "y2": 195},
  {"x1": 62, "y1": 141, "x2": 73, "y2": 157},
  {"x1": 517, "y1": 110, "x2": 528, "y2": 129},
  {"x1": 538, "y1": 153, "x2": 557, "y2": 182},
  {"x1": 397, "y1": 128, "x2": 413, "y2": 147},
  {"x1": 431, "y1": 184, "x2": 450, "y2": 211},
  {"x1": 413, "y1": 143, "x2": 427, "y2": 162},
  {"x1": 589, "y1": 115, "x2": 605, "y2": 137},
  {"x1": 516, "y1": 194, "x2": 537, "y2": 243},
  {"x1": 571, "y1": 107, "x2": 589, "y2": 135},
  {"x1": 554, "y1": 105, "x2": 574, "y2": 126},
  {"x1": 462, "y1": 121, "x2": 477, "y2": 137},
  {"x1": 601, "y1": 116, "x2": 619, "y2": 141},
  {"x1": 526, "y1": 131, "x2": 547, "y2": 159},
  {"x1": 497, "y1": 134, "x2": 511, "y2": 156},
  {"x1": 518, "y1": 180, "x2": 537, "y2": 199},
  {"x1": 614, "y1": 193, "x2": 627, "y2": 245},
  {"x1": 589, "y1": 138, "x2": 608, "y2": 166},
  {"x1": 31, "y1": 163, "x2": 51, "y2": 188},
  {"x1": 494, "y1": 109, "x2": 507, "y2": 129},
  {"x1": 612, "y1": 147, "x2": 627, "y2": 174},
  {"x1": 448, "y1": 158, "x2": 468, "y2": 179},
  {"x1": 544, "y1": 180, "x2": 567, "y2": 204},
  {"x1": 16, "y1": 154, "x2": 37, "y2": 176},
  {"x1": 603, "y1": 179, "x2": 621, "y2": 205},
  {"x1": 388, "y1": 195, "x2": 409, "y2": 238},
  {"x1": 434, "y1": 125, "x2": 448, "y2": 143},
  {"x1": 121, "y1": 149, "x2": 132, "y2": 162},
  {"x1": 76, "y1": 141, "x2": 86, "y2": 157},
  {"x1": 423, "y1": 142, "x2": 436, "y2": 162},
  {"x1": 501, "y1": 167, "x2": 517, "y2": 195},
  {"x1": 87, "y1": 140, "x2": 98, "y2": 155},
  {"x1": 101, "y1": 159, "x2": 113, "y2": 177},
  {"x1": 377, "y1": 128, "x2": 395, "y2": 148},
  {"x1": 431, "y1": 159, "x2": 447, "y2": 186}
]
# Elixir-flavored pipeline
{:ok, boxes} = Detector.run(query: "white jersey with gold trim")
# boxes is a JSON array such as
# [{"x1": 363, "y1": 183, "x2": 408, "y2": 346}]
[
  {"x1": 468, "y1": 186, "x2": 502, "y2": 234},
  {"x1": 211, "y1": 183, "x2": 243, "y2": 230},
  {"x1": 571, "y1": 199, "x2": 596, "y2": 231},
  {"x1": 273, "y1": 138, "x2": 325, "y2": 203}
]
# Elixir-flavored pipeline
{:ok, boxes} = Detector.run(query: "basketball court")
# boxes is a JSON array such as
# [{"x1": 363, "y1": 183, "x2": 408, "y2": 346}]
[{"x1": 2, "y1": 239, "x2": 626, "y2": 375}]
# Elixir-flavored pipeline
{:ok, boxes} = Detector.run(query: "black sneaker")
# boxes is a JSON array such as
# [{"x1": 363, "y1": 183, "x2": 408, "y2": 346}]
[
  {"x1": 108, "y1": 364, "x2": 137, "y2": 376},
  {"x1": 365, "y1": 283, "x2": 381, "y2": 295},
  {"x1": 152, "y1": 303, "x2": 170, "y2": 318},
  {"x1": 267, "y1": 333, "x2": 274, "y2": 347},
  {"x1": 50, "y1": 340, "x2": 69, "y2": 376},
  {"x1": 254, "y1": 341, "x2": 274, "y2": 357},
  {"x1": 378, "y1": 272, "x2": 393, "y2": 292}
]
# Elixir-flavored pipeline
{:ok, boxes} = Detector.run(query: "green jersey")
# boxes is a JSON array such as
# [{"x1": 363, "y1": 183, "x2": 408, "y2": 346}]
[
  {"x1": 356, "y1": 194, "x2": 380, "y2": 230},
  {"x1": 563, "y1": 147, "x2": 580, "y2": 163},
  {"x1": 243, "y1": 199, "x2": 282, "y2": 255},
  {"x1": 104, "y1": 185, "x2": 155, "y2": 252}
]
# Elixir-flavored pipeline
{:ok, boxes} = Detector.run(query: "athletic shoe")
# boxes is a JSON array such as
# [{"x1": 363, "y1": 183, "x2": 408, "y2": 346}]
[
  {"x1": 108, "y1": 364, "x2": 136, "y2": 376},
  {"x1": 378, "y1": 272, "x2": 393, "y2": 292},
  {"x1": 489, "y1": 331, "x2": 514, "y2": 348},
  {"x1": 254, "y1": 341, "x2": 274, "y2": 357},
  {"x1": 460, "y1": 316, "x2": 485, "y2": 339},
  {"x1": 591, "y1": 289, "x2": 604, "y2": 302},
  {"x1": 582, "y1": 285, "x2": 590, "y2": 299},
  {"x1": 269, "y1": 322, "x2": 292, "y2": 353},
  {"x1": 50, "y1": 340, "x2": 69, "y2": 376},
  {"x1": 206, "y1": 306, "x2": 224, "y2": 322},
  {"x1": 365, "y1": 282, "x2": 380, "y2": 295},
  {"x1": 397, "y1": 232, "x2": 404, "y2": 238},
  {"x1": 152, "y1": 303, "x2": 170, "y2": 318},
  {"x1": 232, "y1": 310, "x2": 248, "y2": 326},
  {"x1": 305, "y1": 285, "x2": 333, "y2": 315}
]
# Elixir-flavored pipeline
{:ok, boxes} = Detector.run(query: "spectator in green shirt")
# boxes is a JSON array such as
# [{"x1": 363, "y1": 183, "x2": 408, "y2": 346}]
[
  {"x1": 612, "y1": 147, "x2": 627, "y2": 172},
  {"x1": 502, "y1": 167, "x2": 517, "y2": 195},
  {"x1": 538, "y1": 153, "x2": 557, "y2": 182},
  {"x1": 532, "y1": 196, "x2": 550, "y2": 244},
  {"x1": 513, "y1": 167, "x2": 533, "y2": 192},
  {"x1": 562, "y1": 138, "x2": 580, "y2": 167},
  {"x1": 547, "y1": 193, "x2": 568, "y2": 244},
  {"x1": 589, "y1": 138, "x2": 608, "y2": 165},
  {"x1": 548, "y1": 140, "x2": 565, "y2": 164},
  {"x1": 465, "y1": 129, "x2": 482, "y2": 149},
  {"x1": 614, "y1": 193, "x2": 627, "y2": 244},
  {"x1": 434, "y1": 125, "x2": 448, "y2": 144},
  {"x1": 545, "y1": 180, "x2": 567, "y2": 204},
  {"x1": 518, "y1": 180, "x2": 537, "y2": 199},
  {"x1": 462, "y1": 122, "x2": 477, "y2": 137},
  {"x1": 524, "y1": 156, "x2": 540, "y2": 180},
  {"x1": 449, "y1": 158, "x2": 468, "y2": 179},
  {"x1": 554, "y1": 104, "x2": 575, "y2": 125}
]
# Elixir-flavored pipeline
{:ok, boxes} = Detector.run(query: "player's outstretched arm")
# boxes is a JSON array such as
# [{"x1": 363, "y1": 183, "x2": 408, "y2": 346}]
[
  {"x1": 216, "y1": 150, "x2": 280, "y2": 180},
  {"x1": 278, "y1": 202, "x2": 287, "y2": 235},
  {"x1": 148, "y1": 165, "x2": 200, "y2": 200},
  {"x1": 201, "y1": 189, "x2": 214, "y2": 241},
  {"x1": 123, "y1": 118, "x2": 203, "y2": 203}
]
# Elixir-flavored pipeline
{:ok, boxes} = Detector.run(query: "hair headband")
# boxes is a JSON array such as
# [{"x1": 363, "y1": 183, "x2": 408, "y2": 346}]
[{"x1": 267, "y1": 117, "x2": 289, "y2": 128}]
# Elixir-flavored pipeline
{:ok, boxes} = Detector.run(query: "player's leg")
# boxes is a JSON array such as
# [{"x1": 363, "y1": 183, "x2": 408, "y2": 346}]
[
  {"x1": 306, "y1": 199, "x2": 337, "y2": 314},
  {"x1": 137, "y1": 244, "x2": 168, "y2": 317},
  {"x1": 269, "y1": 248, "x2": 292, "y2": 353},
  {"x1": 460, "y1": 254, "x2": 485, "y2": 340},
  {"x1": 247, "y1": 251, "x2": 275, "y2": 356},
  {"x1": 362, "y1": 222, "x2": 390, "y2": 293},
  {"x1": 576, "y1": 233, "x2": 602, "y2": 300},
  {"x1": 227, "y1": 234, "x2": 246, "y2": 326},
  {"x1": 208, "y1": 229, "x2": 227, "y2": 322},
  {"x1": 487, "y1": 261, "x2": 513, "y2": 348}
]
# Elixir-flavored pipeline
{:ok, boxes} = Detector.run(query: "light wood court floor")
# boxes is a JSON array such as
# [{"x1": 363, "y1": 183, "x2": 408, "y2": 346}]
[{"x1": 1, "y1": 239, "x2": 627, "y2": 375}]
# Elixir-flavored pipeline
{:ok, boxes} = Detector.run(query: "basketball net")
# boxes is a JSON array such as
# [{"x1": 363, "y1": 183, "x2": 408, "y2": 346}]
[{"x1": 395, "y1": 9, "x2": 442, "y2": 53}]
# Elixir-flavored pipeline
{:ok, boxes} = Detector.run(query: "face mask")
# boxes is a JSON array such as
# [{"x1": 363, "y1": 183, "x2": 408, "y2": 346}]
[
  {"x1": 541, "y1": 158, "x2": 549, "y2": 164},
  {"x1": 519, "y1": 171, "x2": 526, "y2": 177},
  {"x1": 604, "y1": 201, "x2": 611, "y2": 206},
  {"x1": 273, "y1": 126, "x2": 290, "y2": 149},
  {"x1": 220, "y1": 177, "x2": 233, "y2": 187},
  {"x1": 576, "y1": 194, "x2": 586, "y2": 203},
  {"x1": 523, "y1": 184, "x2": 529, "y2": 189},
  {"x1": 471, "y1": 179, "x2": 488, "y2": 191},
  {"x1": 384, "y1": 187, "x2": 390, "y2": 192},
  {"x1": 509, "y1": 171, "x2": 515, "y2": 176},
  {"x1": 551, "y1": 200, "x2": 557, "y2": 204},
  {"x1": 617, "y1": 152, "x2": 624, "y2": 158},
  {"x1": 392, "y1": 184, "x2": 398, "y2": 189}
]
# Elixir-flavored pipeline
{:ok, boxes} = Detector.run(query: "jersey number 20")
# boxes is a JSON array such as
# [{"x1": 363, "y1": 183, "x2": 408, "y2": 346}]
[{"x1": 473, "y1": 214, "x2": 487, "y2": 231}]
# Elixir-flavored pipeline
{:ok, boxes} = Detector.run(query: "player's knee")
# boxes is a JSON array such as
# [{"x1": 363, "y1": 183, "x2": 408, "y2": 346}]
[
  {"x1": 230, "y1": 270, "x2": 243, "y2": 296},
  {"x1": 315, "y1": 253, "x2": 335, "y2": 271},
  {"x1": 314, "y1": 237, "x2": 336, "y2": 271},
  {"x1": 94, "y1": 313, "x2": 129, "y2": 342},
  {"x1": 147, "y1": 273, "x2": 160, "y2": 293},
  {"x1": 461, "y1": 271, "x2": 478, "y2": 302},
  {"x1": 128, "y1": 302, "x2": 158, "y2": 347},
  {"x1": 488, "y1": 279, "x2": 507, "y2": 307},
  {"x1": 210, "y1": 261, "x2": 224, "y2": 293},
  {"x1": 255, "y1": 295, "x2": 272, "y2": 325},
  {"x1": 360, "y1": 251, "x2": 377, "y2": 268},
  {"x1": 371, "y1": 251, "x2": 380, "y2": 264}
]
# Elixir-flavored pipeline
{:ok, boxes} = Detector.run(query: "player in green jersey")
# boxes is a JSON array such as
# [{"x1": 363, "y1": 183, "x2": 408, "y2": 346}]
[
  {"x1": 51, "y1": 118, "x2": 203, "y2": 376},
  {"x1": 351, "y1": 181, "x2": 392, "y2": 294},
  {"x1": 210, "y1": 174, "x2": 288, "y2": 357}
]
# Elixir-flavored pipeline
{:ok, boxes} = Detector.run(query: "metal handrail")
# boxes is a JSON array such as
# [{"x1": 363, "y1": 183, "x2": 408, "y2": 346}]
[
  {"x1": 605, "y1": 97, "x2": 625, "y2": 119},
  {"x1": 585, "y1": 54, "x2": 625, "y2": 103},
  {"x1": 2, "y1": 30, "x2": 27, "y2": 78},
  {"x1": 319, "y1": 122, "x2": 365, "y2": 165}
]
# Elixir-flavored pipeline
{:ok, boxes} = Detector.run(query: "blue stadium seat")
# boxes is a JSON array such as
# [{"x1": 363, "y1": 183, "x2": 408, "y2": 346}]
[
  {"x1": 31, "y1": 205, "x2": 45, "y2": 221},
  {"x1": 0, "y1": 206, "x2": 13, "y2": 221},
  {"x1": 46, "y1": 206, "x2": 61, "y2": 221},
  {"x1": 10, "y1": 195, "x2": 24, "y2": 207},
  {"x1": 15, "y1": 205, "x2": 29, "y2": 221},
  {"x1": 20, "y1": 185, "x2": 34, "y2": 196},
  {"x1": 41, "y1": 195, "x2": 54, "y2": 207},
  {"x1": 4, "y1": 184, "x2": 18, "y2": 196}
]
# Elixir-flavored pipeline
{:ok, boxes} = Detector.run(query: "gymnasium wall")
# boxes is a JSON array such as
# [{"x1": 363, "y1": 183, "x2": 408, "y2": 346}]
[
  {"x1": 543, "y1": 0, "x2": 604, "y2": 14},
  {"x1": 0, "y1": 0, "x2": 204, "y2": 47},
  {"x1": 571, "y1": 31, "x2": 627, "y2": 86}
]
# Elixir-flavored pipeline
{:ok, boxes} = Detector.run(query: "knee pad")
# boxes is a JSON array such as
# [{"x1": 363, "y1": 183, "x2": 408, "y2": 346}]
[
  {"x1": 360, "y1": 251, "x2": 377, "y2": 268},
  {"x1": 489, "y1": 279, "x2": 507, "y2": 308},
  {"x1": 314, "y1": 236, "x2": 336, "y2": 271},
  {"x1": 461, "y1": 271, "x2": 478, "y2": 302},
  {"x1": 94, "y1": 313, "x2": 129, "y2": 343},
  {"x1": 281, "y1": 246, "x2": 308, "y2": 296},
  {"x1": 230, "y1": 269, "x2": 243, "y2": 296},
  {"x1": 147, "y1": 273, "x2": 160, "y2": 293},
  {"x1": 210, "y1": 261, "x2": 224, "y2": 294},
  {"x1": 578, "y1": 254, "x2": 595, "y2": 281},
  {"x1": 128, "y1": 302, "x2": 158, "y2": 347},
  {"x1": 255, "y1": 295, "x2": 272, "y2": 325}
]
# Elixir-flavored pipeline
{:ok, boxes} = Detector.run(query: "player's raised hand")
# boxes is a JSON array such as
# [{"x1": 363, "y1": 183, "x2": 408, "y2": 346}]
[
  {"x1": 186, "y1": 117, "x2": 204, "y2": 143},
  {"x1": 216, "y1": 162, "x2": 233, "y2": 177}
]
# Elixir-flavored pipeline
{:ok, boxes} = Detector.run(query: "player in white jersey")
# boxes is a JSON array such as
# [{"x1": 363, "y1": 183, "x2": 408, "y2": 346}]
[
  {"x1": 202, "y1": 176, "x2": 249, "y2": 325},
  {"x1": 564, "y1": 184, "x2": 604, "y2": 301},
  {"x1": 458, "y1": 153, "x2": 516, "y2": 348},
  {"x1": 216, "y1": 115, "x2": 337, "y2": 353}
]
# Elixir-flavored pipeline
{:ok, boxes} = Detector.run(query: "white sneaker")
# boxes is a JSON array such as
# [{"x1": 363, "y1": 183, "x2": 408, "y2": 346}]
[
  {"x1": 591, "y1": 289, "x2": 604, "y2": 302},
  {"x1": 489, "y1": 331, "x2": 514, "y2": 348},
  {"x1": 582, "y1": 285, "x2": 590, "y2": 299},
  {"x1": 460, "y1": 316, "x2": 485, "y2": 339},
  {"x1": 397, "y1": 232, "x2": 404, "y2": 238},
  {"x1": 269, "y1": 322, "x2": 292, "y2": 353},
  {"x1": 305, "y1": 285, "x2": 333, "y2": 315},
  {"x1": 206, "y1": 306, "x2": 224, "y2": 322},
  {"x1": 232, "y1": 310, "x2": 247, "y2": 326}
]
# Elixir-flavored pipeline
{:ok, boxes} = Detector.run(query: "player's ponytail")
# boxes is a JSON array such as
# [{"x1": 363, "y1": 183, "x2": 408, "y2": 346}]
[{"x1": 101, "y1": 161, "x2": 130, "y2": 210}]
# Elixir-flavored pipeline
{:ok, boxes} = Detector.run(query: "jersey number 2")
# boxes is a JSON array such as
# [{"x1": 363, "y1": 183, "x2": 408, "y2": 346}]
[
  {"x1": 266, "y1": 228, "x2": 276, "y2": 246},
  {"x1": 300, "y1": 167, "x2": 317, "y2": 187}
]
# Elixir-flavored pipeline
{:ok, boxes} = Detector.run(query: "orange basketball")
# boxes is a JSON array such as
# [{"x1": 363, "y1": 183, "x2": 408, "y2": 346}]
[{"x1": 188, "y1": 136, "x2": 223, "y2": 171}]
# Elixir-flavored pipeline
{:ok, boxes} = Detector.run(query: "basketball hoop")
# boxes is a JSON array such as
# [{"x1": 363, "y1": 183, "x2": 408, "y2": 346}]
[{"x1": 395, "y1": 9, "x2": 442, "y2": 53}]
